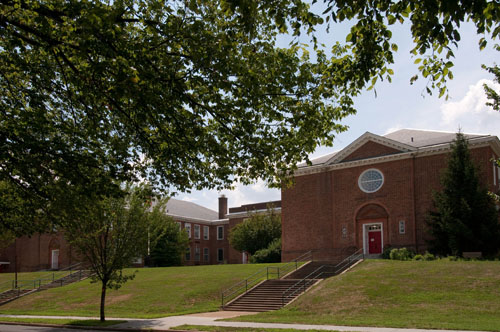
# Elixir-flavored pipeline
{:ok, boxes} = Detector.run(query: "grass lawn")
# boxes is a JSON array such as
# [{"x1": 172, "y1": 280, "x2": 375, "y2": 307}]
[
  {"x1": 175, "y1": 325, "x2": 343, "y2": 332},
  {"x1": 0, "y1": 317, "x2": 125, "y2": 327},
  {"x1": 230, "y1": 260, "x2": 500, "y2": 331},
  {"x1": 0, "y1": 317, "x2": 126, "y2": 326},
  {"x1": 0, "y1": 263, "x2": 283, "y2": 318},
  {"x1": 0, "y1": 271, "x2": 59, "y2": 292}
]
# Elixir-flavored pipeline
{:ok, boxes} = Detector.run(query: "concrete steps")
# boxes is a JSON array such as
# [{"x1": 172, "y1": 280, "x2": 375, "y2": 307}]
[
  {"x1": 223, "y1": 279, "x2": 315, "y2": 312},
  {"x1": 39, "y1": 270, "x2": 93, "y2": 290},
  {"x1": 0, "y1": 269, "x2": 93, "y2": 306},
  {"x1": 0, "y1": 289, "x2": 33, "y2": 306}
]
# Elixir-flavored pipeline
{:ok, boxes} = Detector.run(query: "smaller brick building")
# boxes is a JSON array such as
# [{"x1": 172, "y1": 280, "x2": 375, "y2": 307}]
[
  {"x1": 281, "y1": 129, "x2": 500, "y2": 262},
  {"x1": 0, "y1": 196, "x2": 279, "y2": 272}
]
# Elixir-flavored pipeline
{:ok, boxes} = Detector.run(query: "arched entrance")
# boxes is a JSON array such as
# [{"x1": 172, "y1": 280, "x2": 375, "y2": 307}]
[{"x1": 355, "y1": 203, "x2": 389, "y2": 255}]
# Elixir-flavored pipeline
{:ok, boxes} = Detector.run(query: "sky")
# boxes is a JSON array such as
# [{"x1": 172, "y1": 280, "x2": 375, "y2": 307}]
[{"x1": 175, "y1": 9, "x2": 500, "y2": 212}]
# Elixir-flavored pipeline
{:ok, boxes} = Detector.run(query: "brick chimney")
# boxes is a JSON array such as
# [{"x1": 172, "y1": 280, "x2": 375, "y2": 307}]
[{"x1": 218, "y1": 195, "x2": 228, "y2": 219}]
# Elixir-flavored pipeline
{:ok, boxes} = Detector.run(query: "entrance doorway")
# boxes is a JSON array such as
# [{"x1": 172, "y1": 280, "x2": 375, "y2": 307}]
[
  {"x1": 363, "y1": 223, "x2": 383, "y2": 255},
  {"x1": 51, "y1": 249, "x2": 59, "y2": 269}
]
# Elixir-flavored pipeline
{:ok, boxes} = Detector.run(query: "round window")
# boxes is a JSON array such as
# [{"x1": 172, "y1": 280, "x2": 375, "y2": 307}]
[{"x1": 358, "y1": 169, "x2": 384, "y2": 193}]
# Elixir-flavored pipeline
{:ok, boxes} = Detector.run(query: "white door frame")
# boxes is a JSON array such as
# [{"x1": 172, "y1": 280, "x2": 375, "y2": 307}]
[
  {"x1": 51, "y1": 249, "x2": 59, "y2": 269},
  {"x1": 362, "y1": 222, "x2": 383, "y2": 255}
]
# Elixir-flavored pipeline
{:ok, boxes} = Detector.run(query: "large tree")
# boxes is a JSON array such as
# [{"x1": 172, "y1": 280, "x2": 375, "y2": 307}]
[
  {"x1": 1, "y1": 1, "x2": 499, "y2": 233},
  {"x1": 427, "y1": 133, "x2": 500, "y2": 257},
  {"x1": 63, "y1": 184, "x2": 168, "y2": 321}
]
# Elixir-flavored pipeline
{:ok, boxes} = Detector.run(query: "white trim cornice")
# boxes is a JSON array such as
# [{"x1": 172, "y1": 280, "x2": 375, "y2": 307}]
[
  {"x1": 293, "y1": 135, "x2": 500, "y2": 178},
  {"x1": 325, "y1": 132, "x2": 417, "y2": 165}
]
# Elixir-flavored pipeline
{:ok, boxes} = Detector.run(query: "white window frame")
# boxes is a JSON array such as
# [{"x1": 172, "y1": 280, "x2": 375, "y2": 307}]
[
  {"x1": 185, "y1": 247, "x2": 191, "y2": 261},
  {"x1": 203, "y1": 248, "x2": 209, "y2": 262},
  {"x1": 185, "y1": 223, "x2": 191, "y2": 239},
  {"x1": 194, "y1": 224, "x2": 200, "y2": 239},
  {"x1": 217, "y1": 248, "x2": 224, "y2": 262},
  {"x1": 203, "y1": 226, "x2": 209, "y2": 240},
  {"x1": 358, "y1": 168, "x2": 384, "y2": 193},
  {"x1": 217, "y1": 226, "x2": 224, "y2": 240},
  {"x1": 399, "y1": 220, "x2": 406, "y2": 234}
]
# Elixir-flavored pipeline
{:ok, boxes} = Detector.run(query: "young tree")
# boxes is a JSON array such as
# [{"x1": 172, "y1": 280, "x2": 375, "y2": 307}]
[
  {"x1": 229, "y1": 210, "x2": 281, "y2": 256},
  {"x1": 149, "y1": 219, "x2": 189, "y2": 267},
  {"x1": 427, "y1": 133, "x2": 500, "y2": 257},
  {"x1": 63, "y1": 185, "x2": 168, "y2": 321}
]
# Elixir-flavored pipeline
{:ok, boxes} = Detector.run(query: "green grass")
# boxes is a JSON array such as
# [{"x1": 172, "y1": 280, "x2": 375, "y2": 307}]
[
  {"x1": 175, "y1": 325, "x2": 342, "y2": 332},
  {"x1": 0, "y1": 317, "x2": 125, "y2": 326},
  {"x1": 0, "y1": 270, "x2": 80, "y2": 293},
  {"x1": 230, "y1": 260, "x2": 500, "y2": 331},
  {"x1": 0, "y1": 263, "x2": 284, "y2": 318}
]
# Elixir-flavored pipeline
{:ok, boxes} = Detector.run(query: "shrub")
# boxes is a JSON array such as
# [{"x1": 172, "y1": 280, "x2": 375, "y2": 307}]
[
  {"x1": 382, "y1": 245, "x2": 393, "y2": 259},
  {"x1": 413, "y1": 254, "x2": 424, "y2": 261},
  {"x1": 251, "y1": 238, "x2": 281, "y2": 263},
  {"x1": 389, "y1": 247, "x2": 415, "y2": 261},
  {"x1": 423, "y1": 251, "x2": 435, "y2": 261}
]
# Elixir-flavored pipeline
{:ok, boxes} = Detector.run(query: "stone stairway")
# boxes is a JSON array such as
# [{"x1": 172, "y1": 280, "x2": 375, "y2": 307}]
[
  {"x1": 223, "y1": 279, "x2": 311, "y2": 312},
  {"x1": 283, "y1": 261, "x2": 337, "y2": 279},
  {"x1": 0, "y1": 289, "x2": 33, "y2": 306},
  {"x1": 39, "y1": 270, "x2": 93, "y2": 290},
  {"x1": 0, "y1": 268, "x2": 93, "y2": 306}
]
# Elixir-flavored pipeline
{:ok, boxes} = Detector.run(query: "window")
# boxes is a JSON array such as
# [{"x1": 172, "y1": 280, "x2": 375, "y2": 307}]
[
  {"x1": 203, "y1": 248, "x2": 209, "y2": 262},
  {"x1": 185, "y1": 247, "x2": 191, "y2": 261},
  {"x1": 358, "y1": 169, "x2": 384, "y2": 193},
  {"x1": 399, "y1": 220, "x2": 406, "y2": 234},
  {"x1": 194, "y1": 246, "x2": 200, "y2": 261},
  {"x1": 217, "y1": 248, "x2": 224, "y2": 262},
  {"x1": 185, "y1": 223, "x2": 191, "y2": 238},
  {"x1": 203, "y1": 226, "x2": 209, "y2": 240},
  {"x1": 176, "y1": 222, "x2": 181, "y2": 231},
  {"x1": 194, "y1": 224, "x2": 200, "y2": 239},
  {"x1": 217, "y1": 226, "x2": 224, "y2": 240}
]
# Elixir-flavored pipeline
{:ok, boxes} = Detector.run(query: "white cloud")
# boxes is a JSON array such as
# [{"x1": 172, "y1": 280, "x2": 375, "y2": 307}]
[{"x1": 439, "y1": 79, "x2": 500, "y2": 135}]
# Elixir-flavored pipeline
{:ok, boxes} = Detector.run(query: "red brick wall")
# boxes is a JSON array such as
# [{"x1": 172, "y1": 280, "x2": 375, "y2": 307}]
[
  {"x1": 282, "y1": 145, "x2": 498, "y2": 261},
  {"x1": 176, "y1": 220, "x2": 230, "y2": 265},
  {"x1": 342, "y1": 141, "x2": 402, "y2": 162},
  {"x1": 0, "y1": 232, "x2": 76, "y2": 273}
]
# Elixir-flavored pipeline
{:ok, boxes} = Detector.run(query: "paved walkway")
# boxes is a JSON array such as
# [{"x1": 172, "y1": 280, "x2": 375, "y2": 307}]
[{"x1": 0, "y1": 312, "x2": 488, "y2": 332}]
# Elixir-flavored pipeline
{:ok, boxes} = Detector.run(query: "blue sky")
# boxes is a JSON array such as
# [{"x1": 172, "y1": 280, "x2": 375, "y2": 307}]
[{"x1": 175, "y1": 12, "x2": 500, "y2": 212}]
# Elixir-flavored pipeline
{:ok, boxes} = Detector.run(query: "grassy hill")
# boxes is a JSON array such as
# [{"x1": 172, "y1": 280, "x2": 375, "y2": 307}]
[
  {"x1": 231, "y1": 259, "x2": 500, "y2": 331},
  {"x1": 0, "y1": 263, "x2": 279, "y2": 318}
]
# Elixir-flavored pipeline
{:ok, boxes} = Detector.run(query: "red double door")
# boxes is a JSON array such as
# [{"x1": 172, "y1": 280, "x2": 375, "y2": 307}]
[{"x1": 368, "y1": 231, "x2": 382, "y2": 254}]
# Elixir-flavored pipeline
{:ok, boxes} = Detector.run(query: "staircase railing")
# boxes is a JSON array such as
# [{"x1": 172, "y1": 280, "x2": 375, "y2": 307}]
[
  {"x1": 281, "y1": 248, "x2": 364, "y2": 306},
  {"x1": 221, "y1": 250, "x2": 312, "y2": 308},
  {"x1": 2, "y1": 262, "x2": 87, "y2": 293}
]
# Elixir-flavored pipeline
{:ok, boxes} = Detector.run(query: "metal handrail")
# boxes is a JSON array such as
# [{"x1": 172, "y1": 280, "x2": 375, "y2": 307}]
[
  {"x1": 221, "y1": 250, "x2": 312, "y2": 307},
  {"x1": 7, "y1": 262, "x2": 87, "y2": 292},
  {"x1": 281, "y1": 248, "x2": 364, "y2": 306}
]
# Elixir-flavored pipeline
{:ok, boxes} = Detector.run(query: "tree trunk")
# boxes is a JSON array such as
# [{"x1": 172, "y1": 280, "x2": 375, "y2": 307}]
[{"x1": 100, "y1": 281, "x2": 107, "y2": 322}]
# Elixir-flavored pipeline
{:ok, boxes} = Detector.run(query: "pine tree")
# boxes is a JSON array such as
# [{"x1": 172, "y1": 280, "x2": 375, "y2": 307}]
[{"x1": 427, "y1": 132, "x2": 500, "y2": 257}]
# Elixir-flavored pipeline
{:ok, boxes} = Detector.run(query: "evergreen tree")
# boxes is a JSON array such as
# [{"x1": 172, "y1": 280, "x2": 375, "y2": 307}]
[{"x1": 427, "y1": 133, "x2": 500, "y2": 257}]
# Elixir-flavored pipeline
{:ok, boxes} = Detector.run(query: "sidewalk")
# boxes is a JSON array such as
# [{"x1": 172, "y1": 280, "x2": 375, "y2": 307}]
[{"x1": 0, "y1": 312, "x2": 489, "y2": 332}]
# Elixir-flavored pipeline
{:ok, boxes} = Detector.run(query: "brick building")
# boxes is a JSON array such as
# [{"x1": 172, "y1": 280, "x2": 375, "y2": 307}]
[
  {"x1": 0, "y1": 196, "x2": 278, "y2": 272},
  {"x1": 281, "y1": 129, "x2": 500, "y2": 261}
]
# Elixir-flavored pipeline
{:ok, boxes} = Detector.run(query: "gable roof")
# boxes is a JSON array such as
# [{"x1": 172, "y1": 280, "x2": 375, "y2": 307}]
[
  {"x1": 301, "y1": 128, "x2": 498, "y2": 170},
  {"x1": 324, "y1": 132, "x2": 416, "y2": 164},
  {"x1": 383, "y1": 129, "x2": 489, "y2": 148},
  {"x1": 164, "y1": 198, "x2": 219, "y2": 221}
]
